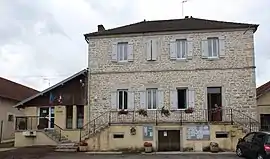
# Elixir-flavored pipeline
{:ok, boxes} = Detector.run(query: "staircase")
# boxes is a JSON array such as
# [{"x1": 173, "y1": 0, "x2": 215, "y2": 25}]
[
  {"x1": 78, "y1": 108, "x2": 261, "y2": 151},
  {"x1": 42, "y1": 121, "x2": 78, "y2": 152},
  {"x1": 230, "y1": 108, "x2": 260, "y2": 133}
]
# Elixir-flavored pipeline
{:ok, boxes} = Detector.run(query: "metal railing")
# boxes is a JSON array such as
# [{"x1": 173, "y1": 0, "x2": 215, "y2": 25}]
[
  {"x1": 15, "y1": 116, "x2": 65, "y2": 142},
  {"x1": 79, "y1": 108, "x2": 262, "y2": 141}
]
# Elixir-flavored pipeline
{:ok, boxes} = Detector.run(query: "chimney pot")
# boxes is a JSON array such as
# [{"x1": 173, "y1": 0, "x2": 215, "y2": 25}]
[{"x1": 98, "y1": 25, "x2": 105, "y2": 32}]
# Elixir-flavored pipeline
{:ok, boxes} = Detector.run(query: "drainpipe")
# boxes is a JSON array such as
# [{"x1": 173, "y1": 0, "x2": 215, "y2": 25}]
[{"x1": 85, "y1": 36, "x2": 91, "y2": 133}]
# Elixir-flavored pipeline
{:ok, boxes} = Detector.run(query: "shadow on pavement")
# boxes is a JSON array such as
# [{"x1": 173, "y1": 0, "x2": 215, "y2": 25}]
[{"x1": 0, "y1": 145, "x2": 55, "y2": 159}]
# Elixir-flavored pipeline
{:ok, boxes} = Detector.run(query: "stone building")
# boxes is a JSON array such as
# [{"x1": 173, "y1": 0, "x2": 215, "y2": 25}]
[
  {"x1": 81, "y1": 16, "x2": 260, "y2": 151},
  {"x1": 86, "y1": 16, "x2": 258, "y2": 120}
]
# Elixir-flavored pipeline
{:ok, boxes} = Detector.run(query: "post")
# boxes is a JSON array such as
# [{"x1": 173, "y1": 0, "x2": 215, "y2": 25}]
[
  {"x1": 59, "y1": 129, "x2": 61, "y2": 141},
  {"x1": 180, "y1": 110, "x2": 183, "y2": 125},
  {"x1": 0, "y1": 120, "x2": 3, "y2": 143},
  {"x1": 79, "y1": 128, "x2": 82, "y2": 142},
  {"x1": 93, "y1": 120, "x2": 96, "y2": 133},
  {"x1": 155, "y1": 110, "x2": 158, "y2": 125},
  {"x1": 108, "y1": 111, "x2": 111, "y2": 126},
  {"x1": 230, "y1": 109, "x2": 233, "y2": 125},
  {"x1": 132, "y1": 110, "x2": 135, "y2": 123},
  {"x1": 249, "y1": 118, "x2": 252, "y2": 132}
]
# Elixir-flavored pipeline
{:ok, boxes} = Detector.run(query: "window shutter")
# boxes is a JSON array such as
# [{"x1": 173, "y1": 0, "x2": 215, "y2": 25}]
[
  {"x1": 151, "y1": 39, "x2": 158, "y2": 61},
  {"x1": 146, "y1": 40, "x2": 152, "y2": 61},
  {"x1": 201, "y1": 40, "x2": 208, "y2": 59},
  {"x1": 140, "y1": 91, "x2": 146, "y2": 109},
  {"x1": 158, "y1": 89, "x2": 164, "y2": 109},
  {"x1": 128, "y1": 91, "x2": 134, "y2": 110},
  {"x1": 188, "y1": 89, "x2": 195, "y2": 108},
  {"x1": 170, "y1": 90, "x2": 178, "y2": 110},
  {"x1": 219, "y1": 37, "x2": 225, "y2": 58},
  {"x1": 111, "y1": 91, "x2": 117, "y2": 110},
  {"x1": 127, "y1": 42, "x2": 134, "y2": 61},
  {"x1": 112, "y1": 42, "x2": 118, "y2": 62},
  {"x1": 170, "y1": 40, "x2": 176, "y2": 60},
  {"x1": 187, "y1": 40, "x2": 193, "y2": 59}
]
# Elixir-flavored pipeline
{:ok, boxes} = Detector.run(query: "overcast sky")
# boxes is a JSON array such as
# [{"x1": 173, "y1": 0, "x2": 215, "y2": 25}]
[{"x1": 0, "y1": 0, "x2": 269, "y2": 91}]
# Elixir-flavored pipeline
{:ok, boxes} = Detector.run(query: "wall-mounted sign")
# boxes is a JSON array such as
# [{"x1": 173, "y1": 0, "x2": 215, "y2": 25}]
[
  {"x1": 186, "y1": 125, "x2": 210, "y2": 140},
  {"x1": 143, "y1": 125, "x2": 153, "y2": 141},
  {"x1": 163, "y1": 131, "x2": 167, "y2": 136}
]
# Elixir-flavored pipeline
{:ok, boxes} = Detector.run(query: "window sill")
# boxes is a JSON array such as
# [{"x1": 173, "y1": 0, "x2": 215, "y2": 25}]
[
  {"x1": 175, "y1": 58, "x2": 188, "y2": 62},
  {"x1": 206, "y1": 57, "x2": 219, "y2": 61}
]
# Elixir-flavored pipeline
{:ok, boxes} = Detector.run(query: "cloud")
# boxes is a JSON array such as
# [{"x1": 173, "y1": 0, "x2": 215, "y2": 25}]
[{"x1": 0, "y1": 0, "x2": 269, "y2": 90}]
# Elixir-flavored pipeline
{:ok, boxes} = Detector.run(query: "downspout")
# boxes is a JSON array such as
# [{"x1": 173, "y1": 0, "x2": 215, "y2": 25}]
[{"x1": 84, "y1": 35, "x2": 91, "y2": 131}]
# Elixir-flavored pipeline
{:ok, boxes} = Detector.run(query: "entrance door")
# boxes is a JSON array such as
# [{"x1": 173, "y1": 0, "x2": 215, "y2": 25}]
[
  {"x1": 260, "y1": 114, "x2": 270, "y2": 131},
  {"x1": 158, "y1": 130, "x2": 180, "y2": 151},
  {"x1": 207, "y1": 87, "x2": 222, "y2": 122},
  {"x1": 39, "y1": 107, "x2": 55, "y2": 129}
]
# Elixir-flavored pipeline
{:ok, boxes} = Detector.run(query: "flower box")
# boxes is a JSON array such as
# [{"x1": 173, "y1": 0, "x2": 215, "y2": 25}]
[
  {"x1": 184, "y1": 108, "x2": 194, "y2": 114},
  {"x1": 144, "y1": 142, "x2": 153, "y2": 153},
  {"x1": 118, "y1": 109, "x2": 129, "y2": 115},
  {"x1": 79, "y1": 140, "x2": 88, "y2": 152}
]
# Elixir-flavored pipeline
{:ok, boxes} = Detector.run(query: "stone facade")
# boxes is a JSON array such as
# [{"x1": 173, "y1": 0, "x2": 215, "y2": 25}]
[{"x1": 87, "y1": 29, "x2": 257, "y2": 121}]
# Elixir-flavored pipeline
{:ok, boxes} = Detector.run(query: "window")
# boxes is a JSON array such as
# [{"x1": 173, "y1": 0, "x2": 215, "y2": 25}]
[
  {"x1": 76, "y1": 105, "x2": 84, "y2": 129},
  {"x1": 118, "y1": 90, "x2": 128, "y2": 109},
  {"x1": 147, "y1": 40, "x2": 157, "y2": 61},
  {"x1": 176, "y1": 39, "x2": 187, "y2": 59},
  {"x1": 113, "y1": 134, "x2": 124, "y2": 138},
  {"x1": 177, "y1": 89, "x2": 187, "y2": 109},
  {"x1": 147, "y1": 88, "x2": 158, "y2": 109},
  {"x1": 66, "y1": 106, "x2": 73, "y2": 129},
  {"x1": 253, "y1": 133, "x2": 266, "y2": 143},
  {"x1": 243, "y1": 133, "x2": 255, "y2": 143},
  {"x1": 207, "y1": 38, "x2": 219, "y2": 58},
  {"x1": 117, "y1": 42, "x2": 128, "y2": 62},
  {"x1": 8, "y1": 114, "x2": 14, "y2": 122}
]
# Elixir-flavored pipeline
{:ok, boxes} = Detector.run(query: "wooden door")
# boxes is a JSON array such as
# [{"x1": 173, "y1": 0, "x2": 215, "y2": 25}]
[{"x1": 158, "y1": 130, "x2": 180, "y2": 151}]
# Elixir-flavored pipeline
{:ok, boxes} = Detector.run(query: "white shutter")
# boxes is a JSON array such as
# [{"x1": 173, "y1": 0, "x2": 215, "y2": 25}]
[
  {"x1": 170, "y1": 40, "x2": 176, "y2": 60},
  {"x1": 127, "y1": 42, "x2": 134, "y2": 61},
  {"x1": 201, "y1": 40, "x2": 208, "y2": 59},
  {"x1": 111, "y1": 91, "x2": 117, "y2": 110},
  {"x1": 219, "y1": 37, "x2": 225, "y2": 58},
  {"x1": 170, "y1": 90, "x2": 178, "y2": 110},
  {"x1": 151, "y1": 39, "x2": 158, "y2": 61},
  {"x1": 140, "y1": 91, "x2": 146, "y2": 109},
  {"x1": 128, "y1": 91, "x2": 134, "y2": 110},
  {"x1": 158, "y1": 90, "x2": 164, "y2": 109},
  {"x1": 188, "y1": 89, "x2": 195, "y2": 108},
  {"x1": 112, "y1": 42, "x2": 118, "y2": 62},
  {"x1": 146, "y1": 40, "x2": 152, "y2": 61},
  {"x1": 187, "y1": 40, "x2": 193, "y2": 59}
]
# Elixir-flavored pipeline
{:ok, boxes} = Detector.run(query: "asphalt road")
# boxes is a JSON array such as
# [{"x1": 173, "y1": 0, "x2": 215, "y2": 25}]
[{"x1": 41, "y1": 153, "x2": 240, "y2": 159}]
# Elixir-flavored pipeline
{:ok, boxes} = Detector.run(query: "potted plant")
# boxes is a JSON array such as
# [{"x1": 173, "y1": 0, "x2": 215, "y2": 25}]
[
  {"x1": 161, "y1": 106, "x2": 170, "y2": 117},
  {"x1": 143, "y1": 142, "x2": 152, "y2": 153},
  {"x1": 137, "y1": 109, "x2": 148, "y2": 117},
  {"x1": 79, "y1": 140, "x2": 88, "y2": 152},
  {"x1": 185, "y1": 107, "x2": 194, "y2": 114},
  {"x1": 118, "y1": 109, "x2": 129, "y2": 115}
]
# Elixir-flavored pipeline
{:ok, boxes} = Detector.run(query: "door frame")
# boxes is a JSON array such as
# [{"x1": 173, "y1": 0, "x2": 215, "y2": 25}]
[
  {"x1": 206, "y1": 86, "x2": 223, "y2": 121},
  {"x1": 38, "y1": 106, "x2": 55, "y2": 129},
  {"x1": 156, "y1": 127, "x2": 182, "y2": 151}
]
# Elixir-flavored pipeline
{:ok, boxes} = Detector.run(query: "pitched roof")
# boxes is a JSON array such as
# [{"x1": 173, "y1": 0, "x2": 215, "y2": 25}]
[
  {"x1": 0, "y1": 77, "x2": 39, "y2": 101},
  {"x1": 14, "y1": 68, "x2": 88, "y2": 108},
  {"x1": 84, "y1": 17, "x2": 259, "y2": 37},
  {"x1": 257, "y1": 81, "x2": 270, "y2": 99}
]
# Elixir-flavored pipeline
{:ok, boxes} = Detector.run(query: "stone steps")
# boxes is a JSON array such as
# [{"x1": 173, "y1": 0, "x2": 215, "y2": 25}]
[{"x1": 55, "y1": 142, "x2": 79, "y2": 152}]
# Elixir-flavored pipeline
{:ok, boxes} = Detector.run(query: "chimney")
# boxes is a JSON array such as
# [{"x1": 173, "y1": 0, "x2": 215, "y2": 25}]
[{"x1": 98, "y1": 25, "x2": 105, "y2": 32}]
